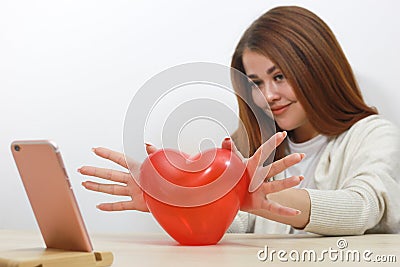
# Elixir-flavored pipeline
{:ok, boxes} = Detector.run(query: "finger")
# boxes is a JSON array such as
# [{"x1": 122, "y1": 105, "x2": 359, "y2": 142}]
[
  {"x1": 221, "y1": 137, "x2": 232, "y2": 150},
  {"x1": 247, "y1": 132, "x2": 288, "y2": 192},
  {"x1": 249, "y1": 153, "x2": 304, "y2": 192},
  {"x1": 97, "y1": 201, "x2": 136, "y2": 211},
  {"x1": 145, "y1": 143, "x2": 158, "y2": 155},
  {"x1": 220, "y1": 137, "x2": 245, "y2": 161},
  {"x1": 249, "y1": 153, "x2": 305, "y2": 192},
  {"x1": 248, "y1": 166, "x2": 272, "y2": 192},
  {"x1": 78, "y1": 166, "x2": 130, "y2": 184},
  {"x1": 261, "y1": 176, "x2": 304, "y2": 195},
  {"x1": 82, "y1": 181, "x2": 130, "y2": 196},
  {"x1": 267, "y1": 153, "x2": 305, "y2": 178},
  {"x1": 252, "y1": 131, "x2": 287, "y2": 168},
  {"x1": 260, "y1": 199, "x2": 301, "y2": 216},
  {"x1": 92, "y1": 147, "x2": 128, "y2": 169}
]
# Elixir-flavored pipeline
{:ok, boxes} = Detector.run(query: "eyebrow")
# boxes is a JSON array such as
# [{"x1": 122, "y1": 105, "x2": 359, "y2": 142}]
[
  {"x1": 266, "y1": 65, "x2": 277, "y2": 75},
  {"x1": 247, "y1": 65, "x2": 277, "y2": 79}
]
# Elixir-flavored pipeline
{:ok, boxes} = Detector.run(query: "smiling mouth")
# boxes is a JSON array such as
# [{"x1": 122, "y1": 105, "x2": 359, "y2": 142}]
[{"x1": 270, "y1": 103, "x2": 291, "y2": 115}]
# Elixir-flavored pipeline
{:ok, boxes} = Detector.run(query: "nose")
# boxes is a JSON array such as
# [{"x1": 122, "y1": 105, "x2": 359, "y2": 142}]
[{"x1": 260, "y1": 82, "x2": 280, "y2": 103}]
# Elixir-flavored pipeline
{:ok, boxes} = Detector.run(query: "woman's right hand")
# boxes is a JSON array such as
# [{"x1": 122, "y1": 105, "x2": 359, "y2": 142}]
[{"x1": 79, "y1": 145, "x2": 157, "y2": 212}]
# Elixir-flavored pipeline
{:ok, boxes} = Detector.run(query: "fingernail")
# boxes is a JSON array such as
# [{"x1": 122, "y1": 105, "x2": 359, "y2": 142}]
[
  {"x1": 145, "y1": 142, "x2": 153, "y2": 147},
  {"x1": 92, "y1": 148, "x2": 96, "y2": 153},
  {"x1": 224, "y1": 137, "x2": 231, "y2": 141},
  {"x1": 77, "y1": 168, "x2": 81, "y2": 173},
  {"x1": 81, "y1": 181, "x2": 86, "y2": 187},
  {"x1": 299, "y1": 175, "x2": 304, "y2": 181},
  {"x1": 300, "y1": 153, "x2": 306, "y2": 159},
  {"x1": 281, "y1": 131, "x2": 287, "y2": 138},
  {"x1": 295, "y1": 209, "x2": 301, "y2": 215}
]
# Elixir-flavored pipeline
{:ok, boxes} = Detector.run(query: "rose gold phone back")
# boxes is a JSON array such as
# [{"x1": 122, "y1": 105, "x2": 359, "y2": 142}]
[{"x1": 11, "y1": 140, "x2": 93, "y2": 252}]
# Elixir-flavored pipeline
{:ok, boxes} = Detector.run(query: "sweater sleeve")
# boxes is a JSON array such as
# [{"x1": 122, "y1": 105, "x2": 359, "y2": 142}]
[
  {"x1": 227, "y1": 211, "x2": 256, "y2": 233},
  {"x1": 304, "y1": 186, "x2": 382, "y2": 235},
  {"x1": 303, "y1": 116, "x2": 400, "y2": 235}
]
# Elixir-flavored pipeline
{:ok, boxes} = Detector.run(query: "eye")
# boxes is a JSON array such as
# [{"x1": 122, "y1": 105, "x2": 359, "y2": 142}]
[{"x1": 273, "y1": 74, "x2": 285, "y2": 82}]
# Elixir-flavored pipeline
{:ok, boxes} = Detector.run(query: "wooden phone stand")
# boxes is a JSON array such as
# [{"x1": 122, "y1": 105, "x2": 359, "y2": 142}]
[{"x1": 0, "y1": 248, "x2": 113, "y2": 267}]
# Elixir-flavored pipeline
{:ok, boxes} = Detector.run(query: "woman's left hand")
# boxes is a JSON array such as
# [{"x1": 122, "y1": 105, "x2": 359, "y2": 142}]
[{"x1": 222, "y1": 131, "x2": 305, "y2": 216}]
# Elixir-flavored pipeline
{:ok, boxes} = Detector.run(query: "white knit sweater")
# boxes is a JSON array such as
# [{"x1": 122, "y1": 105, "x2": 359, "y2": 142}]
[{"x1": 228, "y1": 115, "x2": 400, "y2": 235}]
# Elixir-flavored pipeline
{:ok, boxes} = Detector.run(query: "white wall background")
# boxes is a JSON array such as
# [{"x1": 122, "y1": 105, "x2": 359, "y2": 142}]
[{"x1": 1, "y1": 0, "x2": 399, "y2": 235}]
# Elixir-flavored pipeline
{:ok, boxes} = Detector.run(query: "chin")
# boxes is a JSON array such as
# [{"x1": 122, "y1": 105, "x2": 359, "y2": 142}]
[{"x1": 275, "y1": 120, "x2": 296, "y2": 132}]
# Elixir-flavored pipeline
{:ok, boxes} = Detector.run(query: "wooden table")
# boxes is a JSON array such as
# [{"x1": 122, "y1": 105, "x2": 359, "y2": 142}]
[{"x1": 1, "y1": 230, "x2": 399, "y2": 266}]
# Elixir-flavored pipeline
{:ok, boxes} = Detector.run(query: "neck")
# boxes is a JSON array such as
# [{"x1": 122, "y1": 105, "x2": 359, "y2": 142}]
[{"x1": 290, "y1": 121, "x2": 319, "y2": 143}]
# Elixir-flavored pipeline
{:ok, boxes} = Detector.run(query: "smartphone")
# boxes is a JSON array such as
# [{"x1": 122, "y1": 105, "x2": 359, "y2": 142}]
[{"x1": 11, "y1": 140, "x2": 93, "y2": 252}]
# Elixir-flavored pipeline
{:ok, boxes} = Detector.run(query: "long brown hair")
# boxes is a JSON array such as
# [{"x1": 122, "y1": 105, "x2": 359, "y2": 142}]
[{"x1": 231, "y1": 6, "x2": 377, "y2": 159}]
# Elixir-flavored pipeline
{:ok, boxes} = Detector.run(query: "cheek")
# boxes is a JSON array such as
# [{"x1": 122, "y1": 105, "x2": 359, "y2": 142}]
[
  {"x1": 251, "y1": 89, "x2": 266, "y2": 109},
  {"x1": 275, "y1": 104, "x2": 307, "y2": 130}
]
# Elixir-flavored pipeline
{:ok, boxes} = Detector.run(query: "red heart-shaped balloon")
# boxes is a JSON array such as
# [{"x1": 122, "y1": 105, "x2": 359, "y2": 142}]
[{"x1": 139, "y1": 148, "x2": 249, "y2": 245}]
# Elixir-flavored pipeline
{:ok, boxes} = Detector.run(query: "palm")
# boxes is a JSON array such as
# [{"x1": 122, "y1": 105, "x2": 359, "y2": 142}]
[
  {"x1": 126, "y1": 174, "x2": 148, "y2": 212},
  {"x1": 79, "y1": 147, "x2": 150, "y2": 212},
  {"x1": 222, "y1": 132, "x2": 304, "y2": 216}
]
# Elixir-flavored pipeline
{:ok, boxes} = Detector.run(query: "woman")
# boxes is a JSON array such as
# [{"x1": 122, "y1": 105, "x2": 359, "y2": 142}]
[
  {"x1": 227, "y1": 5, "x2": 400, "y2": 235},
  {"x1": 79, "y1": 6, "x2": 400, "y2": 235}
]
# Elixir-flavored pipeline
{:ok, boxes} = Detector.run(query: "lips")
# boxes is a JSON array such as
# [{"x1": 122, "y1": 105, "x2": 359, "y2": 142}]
[{"x1": 271, "y1": 103, "x2": 291, "y2": 115}]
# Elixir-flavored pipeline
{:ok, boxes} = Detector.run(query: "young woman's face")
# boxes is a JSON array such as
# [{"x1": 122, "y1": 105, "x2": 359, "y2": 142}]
[{"x1": 242, "y1": 49, "x2": 316, "y2": 141}]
